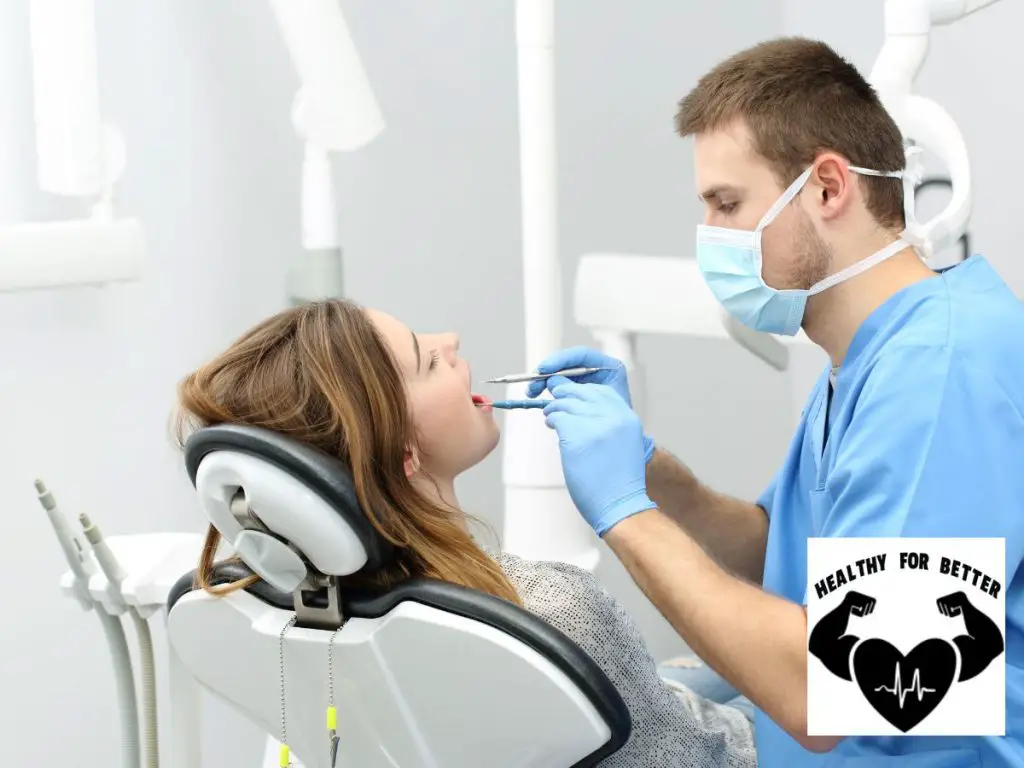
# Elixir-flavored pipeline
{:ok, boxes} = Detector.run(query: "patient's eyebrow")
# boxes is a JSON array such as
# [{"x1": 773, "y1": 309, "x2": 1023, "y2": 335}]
[{"x1": 412, "y1": 330, "x2": 421, "y2": 372}]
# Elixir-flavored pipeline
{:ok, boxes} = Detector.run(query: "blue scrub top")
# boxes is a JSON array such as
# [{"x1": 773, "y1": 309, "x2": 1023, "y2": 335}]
[{"x1": 756, "y1": 256, "x2": 1024, "y2": 766}]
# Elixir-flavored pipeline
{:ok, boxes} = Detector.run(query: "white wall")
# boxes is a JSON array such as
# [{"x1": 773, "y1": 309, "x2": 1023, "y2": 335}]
[
  {"x1": 0, "y1": 1, "x2": 889, "y2": 765},
  {"x1": 0, "y1": 2, "x2": 300, "y2": 765}
]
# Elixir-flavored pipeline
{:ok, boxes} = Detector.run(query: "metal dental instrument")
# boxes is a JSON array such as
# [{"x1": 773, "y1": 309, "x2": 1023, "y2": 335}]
[
  {"x1": 484, "y1": 366, "x2": 615, "y2": 385},
  {"x1": 483, "y1": 399, "x2": 548, "y2": 410}
]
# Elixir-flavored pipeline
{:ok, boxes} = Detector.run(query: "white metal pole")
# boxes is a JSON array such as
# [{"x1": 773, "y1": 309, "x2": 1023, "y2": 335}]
[
  {"x1": 515, "y1": 0, "x2": 561, "y2": 368},
  {"x1": 503, "y1": 0, "x2": 599, "y2": 571}
]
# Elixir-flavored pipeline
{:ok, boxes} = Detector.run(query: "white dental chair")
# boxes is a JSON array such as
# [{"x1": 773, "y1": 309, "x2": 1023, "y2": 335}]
[{"x1": 166, "y1": 424, "x2": 631, "y2": 768}]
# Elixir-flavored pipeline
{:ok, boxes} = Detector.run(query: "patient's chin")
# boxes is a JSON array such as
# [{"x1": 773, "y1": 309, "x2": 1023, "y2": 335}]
[{"x1": 482, "y1": 422, "x2": 501, "y2": 455}]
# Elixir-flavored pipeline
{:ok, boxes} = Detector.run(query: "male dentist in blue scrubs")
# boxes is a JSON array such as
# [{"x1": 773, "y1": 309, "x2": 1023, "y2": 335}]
[{"x1": 530, "y1": 37, "x2": 1024, "y2": 765}]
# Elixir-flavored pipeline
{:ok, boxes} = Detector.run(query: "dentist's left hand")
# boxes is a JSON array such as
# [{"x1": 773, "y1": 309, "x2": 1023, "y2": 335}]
[{"x1": 542, "y1": 376, "x2": 657, "y2": 537}]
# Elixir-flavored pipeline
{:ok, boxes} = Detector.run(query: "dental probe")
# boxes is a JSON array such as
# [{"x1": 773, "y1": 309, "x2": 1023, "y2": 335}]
[
  {"x1": 484, "y1": 366, "x2": 615, "y2": 384},
  {"x1": 480, "y1": 399, "x2": 548, "y2": 410}
]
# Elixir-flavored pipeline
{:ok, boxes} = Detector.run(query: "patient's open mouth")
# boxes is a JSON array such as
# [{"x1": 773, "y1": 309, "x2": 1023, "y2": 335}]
[{"x1": 471, "y1": 393, "x2": 492, "y2": 407}]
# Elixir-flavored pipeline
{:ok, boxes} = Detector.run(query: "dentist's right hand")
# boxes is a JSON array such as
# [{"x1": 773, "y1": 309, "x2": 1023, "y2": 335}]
[
  {"x1": 527, "y1": 346, "x2": 656, "y2": 463},
  {"x1": 526, "y1": 346, "x2": 634, "y2": 404}
]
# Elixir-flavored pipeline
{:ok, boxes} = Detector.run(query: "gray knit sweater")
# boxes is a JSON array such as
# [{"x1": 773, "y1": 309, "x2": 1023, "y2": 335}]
[{"x1": 490, "y1": 549, "x2": 758, "y2": 767}]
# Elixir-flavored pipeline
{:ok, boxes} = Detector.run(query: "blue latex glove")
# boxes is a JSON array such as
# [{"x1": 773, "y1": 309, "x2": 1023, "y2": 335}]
[
  {"x1": 542, "y1": 376, "x2": 657, "y2": 536},
  {"x1": 527, "y1": 346, "x2": 656, "y2": 463}
]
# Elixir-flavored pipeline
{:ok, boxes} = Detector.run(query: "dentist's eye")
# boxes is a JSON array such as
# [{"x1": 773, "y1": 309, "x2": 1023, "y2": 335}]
[
  {"x1": 428, "y1": 351, "x2": 440, "y2": 370},
  {"x1": 719, "y1": 202, "x2": 738, "y2": 214}
]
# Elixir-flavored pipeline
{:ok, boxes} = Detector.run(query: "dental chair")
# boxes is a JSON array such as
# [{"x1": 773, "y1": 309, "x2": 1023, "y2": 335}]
[{"x1": 166, "y1": 424, "x2": 631, "y2": 768}]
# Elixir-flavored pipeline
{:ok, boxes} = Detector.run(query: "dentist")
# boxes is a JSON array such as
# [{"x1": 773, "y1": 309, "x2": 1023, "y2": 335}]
[{"x1": 530, "y1": 37, "x2": 1024, "y2": 765}]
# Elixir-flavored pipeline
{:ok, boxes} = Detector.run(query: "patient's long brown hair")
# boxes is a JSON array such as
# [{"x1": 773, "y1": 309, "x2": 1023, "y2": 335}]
[{"x1": 174, "y1": 299, "x2": 521, "y2": 605}]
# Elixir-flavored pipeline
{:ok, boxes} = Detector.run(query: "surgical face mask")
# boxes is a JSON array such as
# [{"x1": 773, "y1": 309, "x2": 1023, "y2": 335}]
[{"x1": 695, "y1": 148, "x2": 924, "y2": 336}]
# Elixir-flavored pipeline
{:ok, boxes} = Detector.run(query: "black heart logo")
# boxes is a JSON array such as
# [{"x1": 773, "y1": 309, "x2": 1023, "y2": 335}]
[{"x1": 852, "y1": 637, "x2": 957, "y2": 732}]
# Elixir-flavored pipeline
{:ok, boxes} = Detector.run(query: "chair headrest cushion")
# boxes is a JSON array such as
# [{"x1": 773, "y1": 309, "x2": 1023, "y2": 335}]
[{"x1": 184, "y1": 423, "x2": 394, "y2": 570}]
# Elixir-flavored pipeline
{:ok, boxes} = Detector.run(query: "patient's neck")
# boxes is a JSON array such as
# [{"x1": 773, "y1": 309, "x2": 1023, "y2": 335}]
[{"x1": 411, "y1": 473, "x2": 469, "y2": 533}]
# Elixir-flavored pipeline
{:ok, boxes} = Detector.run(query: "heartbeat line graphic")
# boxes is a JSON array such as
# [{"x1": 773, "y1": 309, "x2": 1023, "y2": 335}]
[{"x1": 874, "y1": 662, "x2": 937, "y2": 709}]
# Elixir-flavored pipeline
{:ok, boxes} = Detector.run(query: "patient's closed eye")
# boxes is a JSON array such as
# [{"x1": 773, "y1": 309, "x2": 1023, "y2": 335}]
[{"x1": 428, "y1": 350, "x2": 440, "y2": 370}]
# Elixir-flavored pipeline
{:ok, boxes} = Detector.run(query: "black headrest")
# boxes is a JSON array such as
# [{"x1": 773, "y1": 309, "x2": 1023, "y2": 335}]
[
  {"x1": 168, "y1": 563, "x2": 631, "y2": 767},
  {"x1": 184, "y1": 423, "x2": 395, "y2": 570}
]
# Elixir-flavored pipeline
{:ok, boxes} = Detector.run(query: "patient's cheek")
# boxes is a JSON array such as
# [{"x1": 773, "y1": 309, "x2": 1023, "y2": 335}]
[
  {"x1": 409, "y1": 393, "x2": 459, "y2": 447},
  {"x1": 411, "y1": 389, "x2": 496, "y2": 472}
]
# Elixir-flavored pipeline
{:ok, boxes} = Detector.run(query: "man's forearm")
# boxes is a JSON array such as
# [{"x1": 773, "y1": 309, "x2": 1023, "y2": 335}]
[
  {"x1": 646, "y1": 448, "x2": 769, "y2": 584},
  {"x1": 605, "y1": 509, "x2": 841, "y2": 754}
]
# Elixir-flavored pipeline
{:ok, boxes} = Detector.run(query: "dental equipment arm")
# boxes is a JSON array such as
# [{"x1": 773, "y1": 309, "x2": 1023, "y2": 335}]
[
  {"x1": 868, "y1": 0, "x2": 1003, "y2": 258},
  {"x1": 0, "y1": 0, "x2": 145, "y2": 293},
  {"x1": 80, "y1": 513, "x2": 159, "y2": 768},
  {"x1": 36, "y1": 482, "x2": 140, "y2": 768},
  {"x1": 266, "y1": 0, "x2": 384, "y2": 305}
]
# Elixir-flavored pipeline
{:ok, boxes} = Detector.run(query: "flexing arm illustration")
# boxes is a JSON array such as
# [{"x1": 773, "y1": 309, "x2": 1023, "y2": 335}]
[
  {"x1": 936, "y1": 591, "x2": 1004, "y2": 681},
  {"x1": 808, "y1": 590, "x2": 876, "y2": 681},
  {"x1": 809, "y1": 590, "x2": 1003, "y2": 684}
]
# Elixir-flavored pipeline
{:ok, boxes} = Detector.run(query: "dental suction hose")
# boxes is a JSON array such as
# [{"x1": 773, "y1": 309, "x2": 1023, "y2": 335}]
[
  {"x1": 129, "y1": 612, "x2": 158, "y2": 768},
  {"x1": 96, "y1": 605, "x2": 143, "y2": 768},
  {"x1": 80, "y1": 512, "x2": 158, "y2": 768},
  {"x1": 36, "y1": 482, "x2": 139, "y2": 768}
]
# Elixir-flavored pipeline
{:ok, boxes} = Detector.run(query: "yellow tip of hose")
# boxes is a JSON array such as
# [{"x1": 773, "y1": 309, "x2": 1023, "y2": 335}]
[
  {"x1": 279, "y1": 743, "x2": 290, "y2": 766},
  {"x1": 327, "y1": 706, "x2": 337, "y2": 730}
]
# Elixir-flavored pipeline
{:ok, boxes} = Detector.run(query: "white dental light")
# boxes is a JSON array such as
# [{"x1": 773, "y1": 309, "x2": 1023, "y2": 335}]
[
  {"x1": 266, "y1": 0, "x2": 385, "y2": 304},
  {"x1": 0, "y1": 0, "x2": 146, "y2": 293}
]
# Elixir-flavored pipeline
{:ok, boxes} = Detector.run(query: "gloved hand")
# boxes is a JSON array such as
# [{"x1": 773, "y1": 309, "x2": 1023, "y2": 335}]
[
  {"x1": 542, "y1": 376, "x2": 657, "y2": 537},
  {"x1": 527, "y1": 346, "x2": 656, "y2": 463}
]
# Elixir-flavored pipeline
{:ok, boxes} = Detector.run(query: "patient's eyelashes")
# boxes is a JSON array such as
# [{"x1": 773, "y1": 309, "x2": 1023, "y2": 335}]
[{"x1": 428, "y1": 350, "x2": 440, "y2": 371}]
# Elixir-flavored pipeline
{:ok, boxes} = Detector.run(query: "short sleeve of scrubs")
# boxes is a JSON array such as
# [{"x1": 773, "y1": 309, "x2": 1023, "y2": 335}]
[
  {"x1": 819, "y1": 343, "x2": 1024, "y2": 568},
  {"x1": 756, "y1": 472, "x2": 778, "y2": 518}
]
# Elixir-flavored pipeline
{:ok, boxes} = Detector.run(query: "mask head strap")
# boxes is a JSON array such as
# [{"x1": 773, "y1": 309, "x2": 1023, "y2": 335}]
[
  {"x1": 806, "y1": 236, "x2": 911, "y2": 297},
  {"x1": 754, "y1": 146, "x2": 928, "y2": 256},
  {"x1": 850, "y1": 146, "x2": 929, "y2": 259}
]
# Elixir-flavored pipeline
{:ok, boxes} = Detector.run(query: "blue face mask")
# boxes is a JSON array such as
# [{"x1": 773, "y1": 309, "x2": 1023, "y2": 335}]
[{"x1": 695, "y1": 150, "x2": 924, "y2": 336}]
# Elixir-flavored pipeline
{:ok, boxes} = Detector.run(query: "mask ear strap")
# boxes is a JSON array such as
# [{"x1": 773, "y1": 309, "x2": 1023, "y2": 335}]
[{"x1": 757, "y1": 167, "x2": 814, "y2": 231}]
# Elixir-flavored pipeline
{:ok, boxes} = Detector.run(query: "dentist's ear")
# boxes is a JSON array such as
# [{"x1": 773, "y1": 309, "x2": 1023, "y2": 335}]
[
  {"x1": 812, "y1": 152, "x2": 854, "y2": 221},
  {"x1": 404, "y1": 449, "x2": 421, "y2": 477}
]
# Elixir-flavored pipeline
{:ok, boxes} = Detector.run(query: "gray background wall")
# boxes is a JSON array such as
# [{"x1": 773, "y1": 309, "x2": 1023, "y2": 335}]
[{"x1": 0, "y1": 1, "x2": 1016, "y2": 765}]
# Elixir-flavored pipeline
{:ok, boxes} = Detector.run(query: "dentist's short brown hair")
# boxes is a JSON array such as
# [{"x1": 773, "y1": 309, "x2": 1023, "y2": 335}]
[{"x1": 676, "y1": 37, "x2": 907, "y2": 230}]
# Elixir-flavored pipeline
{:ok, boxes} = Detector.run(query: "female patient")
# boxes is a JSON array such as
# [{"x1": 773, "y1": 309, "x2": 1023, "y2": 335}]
[{"x1": 175, "y1": 298, "x2": 756, "y2": 768}]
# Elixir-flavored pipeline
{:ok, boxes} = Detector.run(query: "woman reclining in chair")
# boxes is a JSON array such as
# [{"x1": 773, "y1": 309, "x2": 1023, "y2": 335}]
[{"x1": 175, "y1": 298, "x2": 756, "y2": 768}]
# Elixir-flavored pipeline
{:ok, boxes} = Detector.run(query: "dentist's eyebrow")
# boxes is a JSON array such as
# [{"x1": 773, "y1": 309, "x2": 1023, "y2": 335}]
[
  {"x1": 699, "y1": 184, "x2": 743, "y2": 203},
  {"x1": 412, "y1": 331, "x2": 421, "y2": 372}
]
